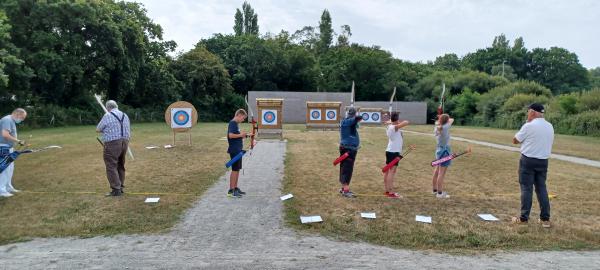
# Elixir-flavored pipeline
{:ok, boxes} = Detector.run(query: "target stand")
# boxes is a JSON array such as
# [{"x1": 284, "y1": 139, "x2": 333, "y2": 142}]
[
  {"x1": 358, "y1": 108, "x2": 383, "y2": 125},
  {"x1": 306, "y1": 102, "x2": 342, "y2": 130},
  {"x1": 164, "y1": 101, "x2": 198, "y2": 146},
  {"x1": 256, "y1": 98, "x2": 284, "y2": 139}
]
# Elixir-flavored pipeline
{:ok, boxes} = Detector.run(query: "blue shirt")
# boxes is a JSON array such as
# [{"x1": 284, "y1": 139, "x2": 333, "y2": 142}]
[
  {"x1": 227, "y1": 120, "x2": 243, "y2": 153},
  {"x1": 340, "y1": 116, "x2": 360, "y2": 148},
  {"x1": 435, "y1": 123, "x2": 451, "y2": 147},
  {"x1": 97, "y1": 109, "x2": 131, "y2": 142},
  {"x1": 0, "y1": 115, "x2": 17, "y2": 147}
]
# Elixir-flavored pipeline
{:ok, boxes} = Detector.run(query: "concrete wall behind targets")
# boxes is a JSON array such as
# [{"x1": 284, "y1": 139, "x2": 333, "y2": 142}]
[{"x1": 248, "y1": 91, "x2": 427, "y2": 124}]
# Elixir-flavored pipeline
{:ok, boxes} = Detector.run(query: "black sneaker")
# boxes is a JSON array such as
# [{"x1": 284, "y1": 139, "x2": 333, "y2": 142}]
[
  {"x1": 227, "y1": 189, "x2": 242, "y2": 198},
  {"x1": 105, "y1": 189, "x2": 122, "y2": 197},
  {"x1": 235, "y1": 187, "x2": 246, "y2": 195}
]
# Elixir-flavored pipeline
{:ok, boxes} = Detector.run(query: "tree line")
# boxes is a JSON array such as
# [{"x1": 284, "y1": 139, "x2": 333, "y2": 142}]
[{"x1": 1, "y1": 1, "x2": 599, "y2": 135}]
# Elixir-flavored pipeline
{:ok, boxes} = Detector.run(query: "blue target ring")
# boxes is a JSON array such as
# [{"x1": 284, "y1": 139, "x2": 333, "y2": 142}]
[
  {"x1": 311, "y1": 110, "x2": 321, "y2": 119},
  {"x1": 361, "y1": 112, "x2": 370, "y2": 121},
  {"x1": 326, "y1": 111, "x2": 336, "y2": 120},
  {"x1": 173, "y1": 110, "x2": 190, "y2": 126},
  {"x1": 263, "y1": 111, "x2": 276, "y2": 123},
  {"x1": 372, "y1": 113, "x2": 380, "y2": 121}
]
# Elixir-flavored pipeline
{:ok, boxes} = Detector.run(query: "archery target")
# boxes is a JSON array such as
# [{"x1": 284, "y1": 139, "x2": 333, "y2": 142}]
[
  {"x1": 310, "y1": 109, "x2": 321, "y2": 121},
  {"x1": 171, "y1": 108, "x2": 192, "y2": 128},
  {"x1": 262, "y1": 109, "x2": 277, "y2": 125},
  {"x1": 326, "y1": 109, "x2": 337, "y2": 120},
  {"x1": 371, "y1": 112, "x2": 380, "y2": 121},
  {"x1": 361, "y1": 112, "x2": 370, "y2": 121},
  {"x1": 360, "y1": 112, "x2": 382, "y2": 123}
]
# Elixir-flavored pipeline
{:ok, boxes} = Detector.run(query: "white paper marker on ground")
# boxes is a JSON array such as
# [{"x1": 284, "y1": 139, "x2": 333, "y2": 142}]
[
  {"x1": 361, "y1": 212, "x2": 376, "y2": 219},
  {"x1": 415, "y1": 215, "x2": 432, "y2": 224},
  {"x1": 145, "y1": 197, "x2": 160, "y2": 203},
  {"x1": 164, "y1": 145, "x2": 174, "y2": 149},
  {"x1": 300, "y1": 216, "x2": 323, "y2": 224},
  {"x1": 145, "y1": 146, "x2": 159, "y2": 149},
  {"x1": 280, "y1": 194, "x2": 294, "y2": 201},
  {"x1": 477, "y1": 214, "x2": 499, "y2": 221}
]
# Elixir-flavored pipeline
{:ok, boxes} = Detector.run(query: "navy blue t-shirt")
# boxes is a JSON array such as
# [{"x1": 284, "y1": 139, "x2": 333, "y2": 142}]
[{"x1": 227, "y1": 120, "x2": 243, "y2": 153}]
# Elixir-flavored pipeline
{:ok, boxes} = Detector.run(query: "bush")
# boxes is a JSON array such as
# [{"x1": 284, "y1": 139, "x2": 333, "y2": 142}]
[
  {"x1": 501, "y1": 94, "x2": 549, "y2": 113},
  {"x1": 578, "y1": 88, "x2": 600, "y2": 111}
]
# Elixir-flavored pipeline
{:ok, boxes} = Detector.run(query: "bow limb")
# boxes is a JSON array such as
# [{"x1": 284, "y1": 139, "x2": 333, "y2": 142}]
[
  {"x1": 389, "y1": 87, "x2": 396, "y2": 114},
  {"x1": 244, "y1": 95, "x2": 257, "y2": 152}
]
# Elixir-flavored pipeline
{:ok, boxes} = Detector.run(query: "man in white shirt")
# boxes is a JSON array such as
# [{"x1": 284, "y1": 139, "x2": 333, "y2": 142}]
[{"x1": 512, "y1": 103, "x2": 554, "y2": 228}]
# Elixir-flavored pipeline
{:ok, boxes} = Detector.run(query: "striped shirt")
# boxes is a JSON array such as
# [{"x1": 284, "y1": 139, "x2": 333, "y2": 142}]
[{"x1": 97, "y1": 109, "x2": 131, "y2": 142}]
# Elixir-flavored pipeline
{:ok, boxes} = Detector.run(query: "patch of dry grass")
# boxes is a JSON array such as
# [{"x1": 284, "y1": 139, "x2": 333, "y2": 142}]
[
  {"x1": 283, "y1": 124, "x2": 600, "y2": 252},
  {"x1": 405, "y1": 125, "x2": 600, "y2": 160},
  {"x1": 0, "y1": 123, "x2": 232, "y2": 244}
]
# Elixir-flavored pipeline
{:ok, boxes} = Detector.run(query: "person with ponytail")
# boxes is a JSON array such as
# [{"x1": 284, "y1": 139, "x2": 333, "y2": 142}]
[{"x1": 432, "y1": 113, "x2": 453, "y2": 198}]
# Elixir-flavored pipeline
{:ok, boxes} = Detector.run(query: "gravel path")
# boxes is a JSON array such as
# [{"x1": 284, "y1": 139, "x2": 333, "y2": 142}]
[
  {"x1": 0, "y1": 140, "x2": 598, "y2": 269},
  {"x1": 403, "y1": 130, "x2": 600, "y2": 168}
]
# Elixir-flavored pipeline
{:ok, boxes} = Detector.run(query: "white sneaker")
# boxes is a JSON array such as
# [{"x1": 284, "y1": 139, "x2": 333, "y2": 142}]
[
  {"x1": 7, "y1": 188, "x2": 20, "y2": 193},
  {"x1": 0, "y1": 192, "x2": 14, "y2": 197},
  {"x1": 436, "y1": 192, "x2": 450, "y2": 199}
]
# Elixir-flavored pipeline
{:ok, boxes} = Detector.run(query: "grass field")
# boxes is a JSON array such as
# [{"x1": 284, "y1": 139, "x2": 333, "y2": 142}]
[
  {"x1": 404, "y1": 125, "x2": 600, "y2": 160},
  {"x1": 2, "y1": 122, "x2": 599, "y2": 252},
  {"x1": 0, "y1": 122, "x2": 235, "y2": 245},
  {"x1": 283, "y1": 124, "x2": 600, "y2": 252}
]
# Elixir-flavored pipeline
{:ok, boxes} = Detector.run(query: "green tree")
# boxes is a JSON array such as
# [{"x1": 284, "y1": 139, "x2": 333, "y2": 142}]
[
  {"x1": 316, "y1": 9, "x2": 333, "y2": 54},
  {"x1": 1, "y1": 0, "x2": 178, "y2": 110},
  {"x1": 233, "y1": 9, "x2": 243, "y2": 36},
  {"x1": 337, "y1": 25, "x2": 351, "y2": 47},
  {"x1": 234, "y1": 1, "x2": 258, "y2": 36},
  {"x1": 434, "y1": 53, "x2": 461, "y2": 71},
  {"x1": 171, "y1": 46, "x2": 240, "y2": 121},
  {"x1": 527, "y1": 47, "x2": 589, "y2": 94}
]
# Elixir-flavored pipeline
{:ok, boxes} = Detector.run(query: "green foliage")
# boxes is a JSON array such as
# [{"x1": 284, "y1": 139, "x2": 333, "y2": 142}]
[
  {"x1": 550, "y1": 93, "x2": 579, "y2": 115},
  {"x1": 547, "y1": 110, "x2": 600, "y2": 136},
  {"x1": 170, "y1": 46, "x2": 241, "y2": 121},
  {"x1": 234, "y1": 1, "x2": 259, "y2": 36},
  {"x1": 200, "y1": 34, "x2": 318, "y2": 94},
  {"x1": 317, "y1": 9, "x2": 333, "y2": 54},
  {"x1": 463, "y1": 34, "x2": 589, "y2": 94},
  {"x1": 434, "y1": 53, "x2": 461, "y2": 71},
  {"x1": 1, "y1": 2, "x2": 598, "y2": 136},
  {"x1": 501, "y1": 93, "x2": 548, "y2": 113},
  {"x1": 527, "y1": 47, "x2": 589, "y2": 94},
  {"x1": 589, "y1": 67, "x2": 600, "y2": 88},
  {"x1": 446, "y1": 88, "x2": 480, "y2": 124},
  {"x1": 578, "y1": 88, "x2": 600, "y2": 111}
]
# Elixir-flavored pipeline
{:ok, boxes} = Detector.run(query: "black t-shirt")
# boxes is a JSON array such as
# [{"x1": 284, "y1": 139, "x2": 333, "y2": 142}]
[{"x1": 227, "y1": 120, "x2": 243, "y2": 153}]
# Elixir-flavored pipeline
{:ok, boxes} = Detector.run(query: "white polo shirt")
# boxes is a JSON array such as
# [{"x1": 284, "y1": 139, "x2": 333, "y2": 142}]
[{"x1": 514, "y1": 118, "x2": 554, "y2": 159}]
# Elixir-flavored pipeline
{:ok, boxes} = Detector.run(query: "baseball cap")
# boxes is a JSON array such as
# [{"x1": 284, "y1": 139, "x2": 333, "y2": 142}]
[{"x1": 528, "y1": 103, "x2": 545, "y2": 113}]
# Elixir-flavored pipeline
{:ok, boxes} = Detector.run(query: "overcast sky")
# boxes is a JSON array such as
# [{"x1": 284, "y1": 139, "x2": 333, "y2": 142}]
[{"x1": 136, "y1": 0, "x2": 599, "y2": 68}]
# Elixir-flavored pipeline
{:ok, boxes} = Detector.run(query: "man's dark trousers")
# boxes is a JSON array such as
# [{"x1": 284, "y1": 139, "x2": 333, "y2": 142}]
[
  {"x1": 519, "y1": 155, "x2": 551, "y2": 222},
  {"x1": 104, "y1": 139, "x2": 129, "y2": 191}
]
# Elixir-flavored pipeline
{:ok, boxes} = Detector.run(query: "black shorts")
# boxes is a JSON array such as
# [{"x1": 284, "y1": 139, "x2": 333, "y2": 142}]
[
  {"x1": 229, "y1": 151, "x2": 243, "y2": 171},
  {"x1": 385, "y1": 151, "x2": 402, "y2": 167}
]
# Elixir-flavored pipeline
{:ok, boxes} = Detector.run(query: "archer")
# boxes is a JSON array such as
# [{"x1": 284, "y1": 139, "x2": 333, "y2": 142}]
[{"x1": 226, "y1": 109, "x2": 254, "y2": 198}]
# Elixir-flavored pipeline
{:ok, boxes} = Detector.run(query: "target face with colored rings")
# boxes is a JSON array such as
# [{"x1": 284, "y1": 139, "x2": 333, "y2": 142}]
[
  {"x1": 170, "y1": 107, "x2": 193, "y2": 128},
  {"x1": 371, "y1": 112, "x2": 380, "y2": 121},
  {"x1": 263, "y1": 111, "x2": 276, "y2": 123},
  {"x1": 173, "y1": 111, "x2": 190, "y2": 125},
  {"x1": 326, "y1": 110, "x2": 336, "y2": 120},
  {"x1": 361, "y1": 112, "x2": 370, "y2": 121},
  {"x1": 311, "y1": 110, "x2": 321, "y2": 119}
]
